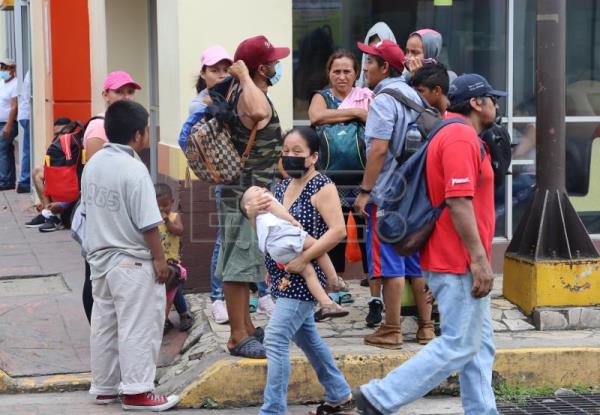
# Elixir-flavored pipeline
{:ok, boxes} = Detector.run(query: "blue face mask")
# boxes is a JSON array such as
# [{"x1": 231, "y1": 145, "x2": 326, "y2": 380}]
[
  {"x1": 0, "y1": 71, "x2": 10, "y2": 81},
  {"x1": 268, "y1": 62, "x2": 282, "y2": 86}
]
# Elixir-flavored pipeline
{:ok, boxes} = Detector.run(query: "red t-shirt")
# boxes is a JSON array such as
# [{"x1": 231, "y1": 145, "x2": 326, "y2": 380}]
[{"x1": 420, "y1": 112, "x2": 495, "y2": 274}]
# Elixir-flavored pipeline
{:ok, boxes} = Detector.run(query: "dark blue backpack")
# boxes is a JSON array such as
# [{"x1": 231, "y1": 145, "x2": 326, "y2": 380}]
[{"x1": 371, "y1": 118, "x2": 466, "y2": 256}]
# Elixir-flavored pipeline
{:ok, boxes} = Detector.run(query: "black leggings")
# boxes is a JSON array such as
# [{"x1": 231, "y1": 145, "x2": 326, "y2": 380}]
[{"x1": 83, "y1": 260, "x2": 93, "y2": 324}]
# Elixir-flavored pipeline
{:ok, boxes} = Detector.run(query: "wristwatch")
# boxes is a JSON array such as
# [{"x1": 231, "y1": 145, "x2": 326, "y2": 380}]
[{"x1": 359, "y1": 186, "x2": 372, "y2": 195}]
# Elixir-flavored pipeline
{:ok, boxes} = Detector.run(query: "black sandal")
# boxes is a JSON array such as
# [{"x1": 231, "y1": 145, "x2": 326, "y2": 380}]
[{"x1": 309, "y1": 398, "x2": 355, "y2": 414}]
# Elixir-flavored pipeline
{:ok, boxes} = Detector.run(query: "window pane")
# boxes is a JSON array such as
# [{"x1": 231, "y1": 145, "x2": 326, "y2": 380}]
[
  {"x1": 505, "y1": 122, "x2": 600, "y2": 234},
  {"x1": 514, "y1": 0, "x2": 600, "y2": 116},
  {"x1": 568, "y1": 123, "x2": 600, "y2": 233},
  {"x1": 493, "y1": 122, "x2": 536, "y2": 237},
  {"x1": 292, "y1": 0, "x2": 507, "y2": 120}
]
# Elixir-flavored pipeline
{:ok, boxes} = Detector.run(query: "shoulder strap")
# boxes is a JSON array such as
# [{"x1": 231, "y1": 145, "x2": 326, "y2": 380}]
[
  {"x1": 240, "y1": 124, "x2": 259, "y2": 163},
  {"x1": 84, "y1": 116, "x2": 104, "y2": 130},
  {"x1": 378, "y1": 88, "x2": 428, "y2": 114},
  {"x1": 425, "y1": 117, "x2": 465, "y2": 140}
]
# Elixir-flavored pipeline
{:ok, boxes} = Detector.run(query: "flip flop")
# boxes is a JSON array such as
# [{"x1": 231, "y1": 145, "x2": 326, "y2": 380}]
[
  {"x1": 309, "y1": 398, "x2": 355, "y2": 414},
  {"x1": 253, "y1": 326, "x2": 265, "y2": 344},
  {"x1": 338, "y1": 291, "x2": 354, "y2": 304},
  {"x1": 249, "y1": 297, "x2": 258, "y2": 313},
  {"x1": 314, "y1": 305, "x2": 349, "y2": 322},
  {"x1": 228, "y1": 336, "x2": 266, "y2": 359}
]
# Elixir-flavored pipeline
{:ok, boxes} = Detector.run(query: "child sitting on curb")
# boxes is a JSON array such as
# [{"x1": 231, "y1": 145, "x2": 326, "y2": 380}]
[
  {"x1": 155, "y1": 183, "x2": 195, "y2": 332},
  {"x1": 240, "y1": 186, "x2": 348, "y2": 321}
]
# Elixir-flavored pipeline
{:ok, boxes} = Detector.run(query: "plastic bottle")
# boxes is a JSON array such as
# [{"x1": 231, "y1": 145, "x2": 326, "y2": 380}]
[{"x1": 405, "y1": 123, "x2": 423, "y2": 154}]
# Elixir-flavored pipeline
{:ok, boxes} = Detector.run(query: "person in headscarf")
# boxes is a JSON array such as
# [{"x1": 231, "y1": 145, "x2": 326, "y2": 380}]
[
  {"x1": 357, "y1": 22, "x2": 396, "y2": 88},
  {"x1": 404, "y1": 28, "x2": 457, "y2": 84}
]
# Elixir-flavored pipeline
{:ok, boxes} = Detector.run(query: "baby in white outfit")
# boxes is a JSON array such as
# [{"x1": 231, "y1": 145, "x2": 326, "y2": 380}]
[{"x1": 240, "y1": 186, "x2": 347, "y2": 320}]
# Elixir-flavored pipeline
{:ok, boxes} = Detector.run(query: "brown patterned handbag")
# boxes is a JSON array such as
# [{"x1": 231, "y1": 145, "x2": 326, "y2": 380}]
[{"x1": 184, "y1": 84, "x2": 258, "y2": 184}]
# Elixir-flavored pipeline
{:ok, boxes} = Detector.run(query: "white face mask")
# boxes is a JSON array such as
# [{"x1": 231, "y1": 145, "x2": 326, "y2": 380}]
[{"x1": 0, "y1": 71, "x2": 10, "y2": 81}]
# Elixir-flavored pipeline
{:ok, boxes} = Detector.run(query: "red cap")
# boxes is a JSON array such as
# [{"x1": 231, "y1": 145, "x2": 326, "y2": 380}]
[
  {"x1": 234, "y1": 35, "x2": 290, "y2": 72},
  {"x1": 357, "y1": 40, "x2": 406, "y2": 72},
  {"x1": 103, "y1": 71, "x2": 142, "y2": 91}
]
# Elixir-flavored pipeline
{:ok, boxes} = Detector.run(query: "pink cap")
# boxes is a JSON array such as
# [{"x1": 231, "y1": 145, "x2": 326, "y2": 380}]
[
  {"x1": 103, "y1": 71, "x2": 142, "y2": 91},
  {"x1": 201, "y1": 45, "x2": 233, "y2": 67}
]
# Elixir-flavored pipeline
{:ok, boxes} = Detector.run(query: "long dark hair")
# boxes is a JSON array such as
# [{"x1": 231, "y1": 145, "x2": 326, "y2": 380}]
[
  {"x1": 195, "y1": 65, "x2": 207, "y2": 93},
  {"x1": 282, "y1": 127, "x2": 320, "y2": 154}
]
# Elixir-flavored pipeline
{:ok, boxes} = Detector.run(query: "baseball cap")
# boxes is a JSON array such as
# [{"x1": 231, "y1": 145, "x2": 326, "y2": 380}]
[
  {"x1": 448, "y1": 73, "x2": 506, "y2": 105},
  {"x1": 0, "y1": 58, "x2": 16, "y2": 67},
  {"x1": 103, "y1": 71, "x2": 142, "y2": 92},
  {"x1": 201, "y1": 45, "x2": 233, "y2": 67},
  {"x1": 234, "y1": 35, "x2": 290, "y2": 72},
  {"x1": 356, "y1": 40, "x2": 405, "y2": 72}
]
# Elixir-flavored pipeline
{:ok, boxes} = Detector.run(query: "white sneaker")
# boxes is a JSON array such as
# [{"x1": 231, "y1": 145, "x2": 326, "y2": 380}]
[
  {"x1": 211, "y1": 299, "x2": 229, "y2": 324},
  {"x1": 258, "y1": 295, "x2": 275, "y2": 317}
]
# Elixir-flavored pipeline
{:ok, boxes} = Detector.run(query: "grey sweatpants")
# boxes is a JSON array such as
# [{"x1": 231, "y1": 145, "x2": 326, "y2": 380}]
[{"x1": 89, "y1": 256, "x2": 165, "y2": 395}]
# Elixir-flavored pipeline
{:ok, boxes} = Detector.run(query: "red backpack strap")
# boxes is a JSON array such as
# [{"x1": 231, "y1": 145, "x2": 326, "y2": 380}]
[{"x1": 59, "y1": 134, "x2": 74, "y2": 161}]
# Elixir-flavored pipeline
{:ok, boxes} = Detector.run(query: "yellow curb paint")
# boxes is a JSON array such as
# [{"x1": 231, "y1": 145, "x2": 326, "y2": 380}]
[
  {"x1": 178, "y1": 348, "x2": 600, "y2": 408},
  {"x1": 0, "y1": 369, "x2": 14, "y2": 393},
  {"x1": 504, "y1": 254, "x2": 600, "y2": 314}
]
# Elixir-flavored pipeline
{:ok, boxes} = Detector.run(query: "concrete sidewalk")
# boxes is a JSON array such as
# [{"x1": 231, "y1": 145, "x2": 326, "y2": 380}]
[
  {"x1": 0, "y1": 190, "x2": 185, "y2": 385},
  {"x1": 0, "y1": 391, "x2": 465, "y2": 414}
]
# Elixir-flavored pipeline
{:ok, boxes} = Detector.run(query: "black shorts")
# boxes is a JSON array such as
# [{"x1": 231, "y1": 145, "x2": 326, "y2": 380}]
[{"x1": 328, "y1": 206, "x2": 368, "y2": 274}]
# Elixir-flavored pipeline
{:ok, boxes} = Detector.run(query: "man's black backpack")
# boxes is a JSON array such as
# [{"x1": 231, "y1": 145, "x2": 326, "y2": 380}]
[{"x1": 479, "y1": 121, "x2": 512, "y2": 188}]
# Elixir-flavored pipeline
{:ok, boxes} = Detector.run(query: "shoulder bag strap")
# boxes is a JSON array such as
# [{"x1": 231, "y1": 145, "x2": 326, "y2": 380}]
[
  {"x1": 228, "y1": 79, "x2": 259, "y2": 164},
  {"x1": 378, "y1": 88, "x2": 427, "y2": 114}
]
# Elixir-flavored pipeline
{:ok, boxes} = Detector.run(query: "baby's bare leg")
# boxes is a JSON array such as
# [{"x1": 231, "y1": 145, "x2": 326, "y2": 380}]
[
  {"x1": 303, "y1": 235, "x2": 338, "y2": 290},
  {"x1": 300, "y1": 262, "x2": 333, "y2": 307}
]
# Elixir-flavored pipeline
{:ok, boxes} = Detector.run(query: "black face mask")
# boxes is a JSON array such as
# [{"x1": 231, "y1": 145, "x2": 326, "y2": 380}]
[{"x1": 282, "y1": 155, "x2": 308, "y2": 178}]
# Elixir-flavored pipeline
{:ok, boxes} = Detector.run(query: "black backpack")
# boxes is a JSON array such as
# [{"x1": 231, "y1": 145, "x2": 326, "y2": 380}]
[{"x1": 479, "y1": 122, "x2": 512, "y2": 188}]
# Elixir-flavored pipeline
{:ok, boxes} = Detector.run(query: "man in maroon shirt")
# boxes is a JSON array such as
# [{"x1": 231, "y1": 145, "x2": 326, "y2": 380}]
[{"x1": 353, "y1": 74, "x2": 504, "y2": 415}]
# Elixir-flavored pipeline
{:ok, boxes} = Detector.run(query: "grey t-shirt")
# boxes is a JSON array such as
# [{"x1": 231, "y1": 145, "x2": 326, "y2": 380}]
[{"x1": 81, "y1": 143, "x2": 162, "y2": 279}]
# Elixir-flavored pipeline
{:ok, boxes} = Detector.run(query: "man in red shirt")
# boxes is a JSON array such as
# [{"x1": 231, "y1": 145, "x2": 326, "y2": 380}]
[{"x1": 354, "y1": 74, "x2": 503, "y2": 415}]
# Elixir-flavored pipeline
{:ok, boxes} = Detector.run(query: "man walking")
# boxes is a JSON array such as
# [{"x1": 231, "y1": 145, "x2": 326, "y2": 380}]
[
  {"x1": 354, "y1": 73, "x2": 503, "y2": 415},
  {"x1": 0, "y1": 58, "x2": 18, "y2": 191},
  {"x1": 353, "y1": 40, "x2": 434, "y2": 348},
  {"x1": 217, "y1": 35, "x2": 289, "y2": 358}
]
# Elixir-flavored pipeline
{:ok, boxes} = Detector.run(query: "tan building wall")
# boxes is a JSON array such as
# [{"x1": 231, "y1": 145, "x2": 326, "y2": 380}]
[
  {"x1": 105, "y1": 0, "x2": 149, "y2": 109},
  {"x1": 0, "y1": 13, "x2": 6, "y2": 57},
  {"x1": 156, "y1": 0, "x2": 293, "y2": 179}
]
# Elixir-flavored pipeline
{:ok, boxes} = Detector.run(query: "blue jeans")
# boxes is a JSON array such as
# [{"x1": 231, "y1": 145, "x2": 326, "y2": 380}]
[
  {"x1": 361, "y1": 271, "x2": 498, "y2": 415},
  {"x1": 18, "y1": 119, "x2": 30, "y2": 187},
  {"x1": 0, "y1": 121, "x2": 18, "y2": 187},
  {"x1": 173, "y1": 284, "x2": 188, "y2": 314},
  {"x1": 210, "y1": 185, "x2": 224, "y2": 302},
  {"x1": 260, "y1": 297, "x2": 350, "y2": 415}
]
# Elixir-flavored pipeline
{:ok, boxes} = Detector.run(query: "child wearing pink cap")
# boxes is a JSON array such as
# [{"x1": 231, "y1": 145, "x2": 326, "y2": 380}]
[{"x1": 188, "y1": 45, "x2": 233, "y2": 115}]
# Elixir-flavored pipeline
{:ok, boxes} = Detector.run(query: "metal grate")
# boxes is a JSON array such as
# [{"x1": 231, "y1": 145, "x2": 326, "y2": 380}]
[{"x1": 498, "y1": 393, "x2": 600, "y2": 414}]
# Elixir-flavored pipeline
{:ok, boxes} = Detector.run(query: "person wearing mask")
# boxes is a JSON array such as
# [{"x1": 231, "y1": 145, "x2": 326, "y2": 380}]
[
  {"x1": 81, "y1": 71, "x2": 142, "y2": 324},
  {"x1": 358, "y1": 22, "x2": 397, "y2": 88},
  {"x1": 308, "y1": 50, "x2": 372, "y2": 310},
  {"x1": 216, "y1": 35, "x2": 289, "y2": 359},
  {"x1": 404, "y1": 28, "x2": 457, "y2": 84},
  {"x1": 0, "y1": 58, "x2": 19, "y2": 191},
  {"x1": 353, "y1": 73, "x2": 501, "y2": 415}
]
